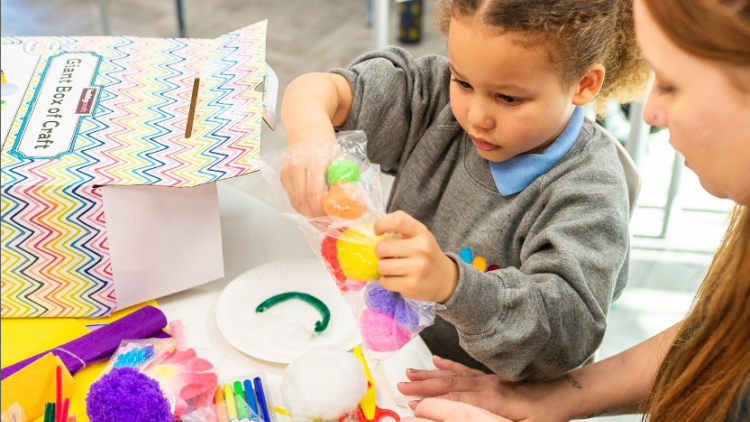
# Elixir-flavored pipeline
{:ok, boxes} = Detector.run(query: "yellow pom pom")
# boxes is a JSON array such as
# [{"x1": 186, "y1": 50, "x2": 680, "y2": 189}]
[{"x1": 337, "y1": 225, "x2": 382, "y2": 282}]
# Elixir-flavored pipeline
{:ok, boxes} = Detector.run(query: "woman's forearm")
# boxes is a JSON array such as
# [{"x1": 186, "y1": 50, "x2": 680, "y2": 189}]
[
  {"x1": 552, "y1": 323, "x2": 679, "y2": 420},
  {"x1": 280, "y1": 72, "x2": 352, "y2": 145}
]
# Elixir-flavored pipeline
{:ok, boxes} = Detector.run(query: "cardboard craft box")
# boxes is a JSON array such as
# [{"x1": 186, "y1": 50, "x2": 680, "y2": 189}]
[{"x1": 1, "y1": 21, "x2": 277, "y2": 318}]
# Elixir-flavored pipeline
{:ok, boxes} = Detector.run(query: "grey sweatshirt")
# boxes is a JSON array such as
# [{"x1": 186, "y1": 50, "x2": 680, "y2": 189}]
[{"x1": 331, "y1": 47, "x2": 630, "y2": 381}]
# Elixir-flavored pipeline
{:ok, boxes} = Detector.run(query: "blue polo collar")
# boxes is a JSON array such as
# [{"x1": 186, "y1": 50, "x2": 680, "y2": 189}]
[{"x1": 489, "y1": 106, "x2": 584, "y2": 195}]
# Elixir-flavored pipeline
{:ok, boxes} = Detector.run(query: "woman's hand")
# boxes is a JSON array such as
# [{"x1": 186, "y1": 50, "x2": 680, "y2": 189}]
[
  {"x1": 279, "y1": 139, "x2": 338, "y2": 218},
  {"x1": 398, "y1": 356, "x2": 571, "y2": 422},
  {"x1": 374, "y1": 211, "x2": 459, "y2": 303},
  {"x1": 403, "y1": 398, "x2": 514, "y2": 422}
]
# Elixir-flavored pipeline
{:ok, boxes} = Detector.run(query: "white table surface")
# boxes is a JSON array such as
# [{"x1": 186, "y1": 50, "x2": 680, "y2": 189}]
[{"x1": 157, "y1": 178, "x2": 433, "y2": 420}]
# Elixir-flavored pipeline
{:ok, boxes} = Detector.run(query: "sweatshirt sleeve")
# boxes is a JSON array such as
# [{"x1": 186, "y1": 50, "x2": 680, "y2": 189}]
[
  {"x1": 438, "y1": 161, "x2": 630, "y2": 381},
  {"x1": 330, "y1": 46, "x2": 452, "y2": 173}
]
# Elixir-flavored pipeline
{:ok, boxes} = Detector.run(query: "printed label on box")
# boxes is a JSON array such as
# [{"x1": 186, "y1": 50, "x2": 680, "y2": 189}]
[{"x1": 12, "y1": 52, "x2": 101, "y2": 159}]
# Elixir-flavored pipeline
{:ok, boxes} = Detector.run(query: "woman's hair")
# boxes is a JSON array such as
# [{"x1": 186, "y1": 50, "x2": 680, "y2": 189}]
[
  {"x1": 643, "y1": 0, "x2": 750, "y2": 66},
  {"x1": 435, "y1": 0, "x2": 652, "y2": 114},
  {"x1": 641, "y1": 2, "x2": 750, "y2": 421},
  {"x1": 644, "y1": 206, "x2": 750, "y2": 422}
]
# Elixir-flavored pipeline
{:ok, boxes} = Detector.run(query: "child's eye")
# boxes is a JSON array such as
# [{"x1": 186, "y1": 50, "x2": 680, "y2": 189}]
[
  {"x1": 497, "y1": 94, "x2": 521, "y2": 105},
  {"x1": 451, "y1": 78, "x2": 472, "y2": 90}
]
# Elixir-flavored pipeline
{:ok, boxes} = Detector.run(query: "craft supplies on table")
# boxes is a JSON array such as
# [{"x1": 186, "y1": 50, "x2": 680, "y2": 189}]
[
  {"x1": 181, "y1": 373, "x2": 277, "y2": 422},
  {"x1": 1, "y1": 306, "x2": 168, "y2": 380},
  {"x1": 0, "y1": 354, "x2": 73, "y2": 421},
  {"x1": 85, "y1": 318, "x2": 221, "y2": 420},
  {"x1": 0, "y1": 301, "x2": 165, "y2": 421}
]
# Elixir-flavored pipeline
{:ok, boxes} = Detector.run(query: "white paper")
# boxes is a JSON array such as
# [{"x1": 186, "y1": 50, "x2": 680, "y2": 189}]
[{"x1": 102, "y1": 183, "x2": 225, "y2": 310}]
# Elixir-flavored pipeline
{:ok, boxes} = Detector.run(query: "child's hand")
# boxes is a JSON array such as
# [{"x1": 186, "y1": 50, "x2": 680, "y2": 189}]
[
  {"x1": 374, "y1": 211, "x2": 459, "y2": 303},
  {"x1": 280, "y1": 139, "x2": 338, "y2": 218}
]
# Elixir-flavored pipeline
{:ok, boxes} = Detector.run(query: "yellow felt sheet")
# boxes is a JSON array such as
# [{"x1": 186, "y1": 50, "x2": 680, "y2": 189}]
[
  {"x1": 0, "y1": 301, "x2": 160, "y2": 422},
  {"x1": 0, "y1": 353, "x2": 74, "y2": 420}
]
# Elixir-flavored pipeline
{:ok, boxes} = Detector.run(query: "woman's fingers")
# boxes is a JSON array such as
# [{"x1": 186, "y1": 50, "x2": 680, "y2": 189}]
[
  {"x1": 405, "y1": 368, "x2": 484, "y2": 382},
  {"x1": 413, "y1": 398, "x2": 511, "y2": 422},
  {"x1": 398, "y1": 374, "x2": 499, "y2": 397},
  {"x1": 432, "y1": 356, "x2": 487, "y2": 375}
]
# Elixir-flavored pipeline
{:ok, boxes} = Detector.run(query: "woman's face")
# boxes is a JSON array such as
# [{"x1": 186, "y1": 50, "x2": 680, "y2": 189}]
[{"x1": 634, "y1": 0, "x2": 750, "y2": 206}]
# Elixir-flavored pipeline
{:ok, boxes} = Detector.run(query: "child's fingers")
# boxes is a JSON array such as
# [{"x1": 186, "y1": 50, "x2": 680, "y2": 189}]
[
  {"x1": 379, "y1": 274, "x2": 408, "y2": 292},
  {"x1": 374, "y1": 210, "x2": 424, "y2": 238},
  {"x1": 377, "y1": 256, "x2": 418, "y2": 277},
  {"x1": 307, "y1": 161, "x2": 328, "y2": 217},
  {"x1": 375, "y1": 237, "x2": 418, "y2": 260},
  {"x1": 292, "y1": 165, "x2": 314, "y2": 217}
]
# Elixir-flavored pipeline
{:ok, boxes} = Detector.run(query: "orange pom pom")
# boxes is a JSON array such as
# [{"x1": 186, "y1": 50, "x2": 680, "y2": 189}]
[{"x1": 322, "y1": 183, "x2": 368, "y2": 220}]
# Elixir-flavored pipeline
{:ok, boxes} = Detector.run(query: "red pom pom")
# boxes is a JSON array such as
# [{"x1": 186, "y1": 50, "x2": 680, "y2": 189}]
[{"x1": 321, "y1": 231, "x2": 348, "y2": 291}]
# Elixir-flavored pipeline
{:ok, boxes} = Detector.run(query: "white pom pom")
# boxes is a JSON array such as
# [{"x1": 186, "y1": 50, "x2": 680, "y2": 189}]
[{"x1": 282, "y1": 346, "x2": 367, "y2": 422}]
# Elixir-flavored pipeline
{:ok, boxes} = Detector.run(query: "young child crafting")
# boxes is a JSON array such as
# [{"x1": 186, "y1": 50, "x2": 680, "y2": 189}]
[{"x1": 280, "y1": 0, "x2": 650, "y2": 381}]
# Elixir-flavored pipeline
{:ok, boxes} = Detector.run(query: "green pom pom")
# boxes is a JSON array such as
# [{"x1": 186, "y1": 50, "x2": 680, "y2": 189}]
[{"x1": 327, "y1": 159, "x2": 360, "y2": 186}]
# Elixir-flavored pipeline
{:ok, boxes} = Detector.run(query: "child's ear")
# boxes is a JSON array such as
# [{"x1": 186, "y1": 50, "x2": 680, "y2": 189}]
[{"x1": 572, "y1": 64, "x2": 606, "y2": 106}]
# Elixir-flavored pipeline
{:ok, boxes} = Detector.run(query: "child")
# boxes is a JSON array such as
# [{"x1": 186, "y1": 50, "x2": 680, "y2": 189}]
[{"x1": 280, "y1": 0, "x2": 650, "y2": 381}]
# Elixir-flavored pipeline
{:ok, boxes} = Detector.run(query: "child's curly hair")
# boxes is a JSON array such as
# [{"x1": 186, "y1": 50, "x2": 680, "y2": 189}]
[{"x1": 436, "y1": 0, "x2": 652, "y2": 114}]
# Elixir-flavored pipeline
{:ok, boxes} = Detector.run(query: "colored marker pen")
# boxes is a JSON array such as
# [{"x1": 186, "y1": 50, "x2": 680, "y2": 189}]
[
  {"x1": 243, "y1": 379, "x2": 259, "y2": 416},
  {"x1": 253, "y1": 377, "x2": 271, "y2": 422},
  {"x1": 224, "y1": 383, "x2": 238, "y2": 419},
  {"x1": 234, "y1": 381, "x2": 248, "y2": 419},
  {"x1": 215, "y1": 385, "x2": 228, "y2": 422}
]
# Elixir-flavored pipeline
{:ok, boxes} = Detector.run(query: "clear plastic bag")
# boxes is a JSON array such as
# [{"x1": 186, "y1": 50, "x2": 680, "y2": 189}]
[
  {"x1": 181, "y1": 397, "x2": 261, "y2": 422},
  {"x1": 94, "y1": 338, "x2": 225, "y2": 418},
  {"x1": 260, "y1": 131, "x2": 436, "y2": 361},
  {"x1": 182, "y1": 373, "x2": 276, "y2": 422}
]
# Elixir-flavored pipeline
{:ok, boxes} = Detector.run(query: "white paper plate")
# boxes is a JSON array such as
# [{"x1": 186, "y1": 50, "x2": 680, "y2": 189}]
[{"x1": 217, "y1": 258, "x2": 361, "y2": 363}]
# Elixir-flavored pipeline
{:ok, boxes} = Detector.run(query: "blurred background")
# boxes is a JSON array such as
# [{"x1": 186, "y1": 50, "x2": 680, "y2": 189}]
[{"x1": 1, "y1": 0, "x2": 734, "y2": 420}]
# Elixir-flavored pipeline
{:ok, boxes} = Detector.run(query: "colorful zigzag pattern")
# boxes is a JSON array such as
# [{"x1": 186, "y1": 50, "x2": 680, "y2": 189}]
[{"x1": 1, "y1": 21, "x2": 267, "y2": 317}]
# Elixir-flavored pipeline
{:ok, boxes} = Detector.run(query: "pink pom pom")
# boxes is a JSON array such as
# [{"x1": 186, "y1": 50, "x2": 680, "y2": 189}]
[
  {"x1": 346, "y1": 279, "x2": 366, "y2": 291},
  {"x1": 358, "y1": 309, "x2": 411, "y2": 352}
]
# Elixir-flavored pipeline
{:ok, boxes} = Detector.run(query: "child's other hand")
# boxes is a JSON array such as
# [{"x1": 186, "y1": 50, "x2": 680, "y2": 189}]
[
  {"x1": 280, "y1": 139, "x2": 338, "y2": 218},
  {"x1": 374, "y1": 211, "x2": 459, "y2": 303}
]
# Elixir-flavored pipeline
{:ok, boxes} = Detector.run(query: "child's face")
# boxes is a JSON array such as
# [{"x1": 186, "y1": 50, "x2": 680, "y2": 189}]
[{"x1": 447, "y1": 16, "x2": 578, "y2": 162}]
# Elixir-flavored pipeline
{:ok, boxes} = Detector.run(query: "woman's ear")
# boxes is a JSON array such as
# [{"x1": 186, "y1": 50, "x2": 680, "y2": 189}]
[{"x1": 572, "y1": 64, "x2": 606, "y2": 106}]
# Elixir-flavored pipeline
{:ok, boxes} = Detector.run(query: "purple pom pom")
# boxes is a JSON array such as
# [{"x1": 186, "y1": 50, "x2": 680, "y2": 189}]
[
  {"x1": 86, "y1": 367, "x2": 172, "y2": 422},
  {"x1": 364, "y1": 283, "x2": 399, "y2": 316}
]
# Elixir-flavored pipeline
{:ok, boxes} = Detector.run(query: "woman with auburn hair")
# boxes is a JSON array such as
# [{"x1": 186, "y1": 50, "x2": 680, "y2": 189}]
[{"x1": 400, "y1": 0, "x2": 750, "y2": 421}]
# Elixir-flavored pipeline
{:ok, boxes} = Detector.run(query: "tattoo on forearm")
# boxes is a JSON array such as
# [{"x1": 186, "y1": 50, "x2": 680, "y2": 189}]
[{"x1": 564, "y1": 374, "x2": 582, "y2": 389}]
